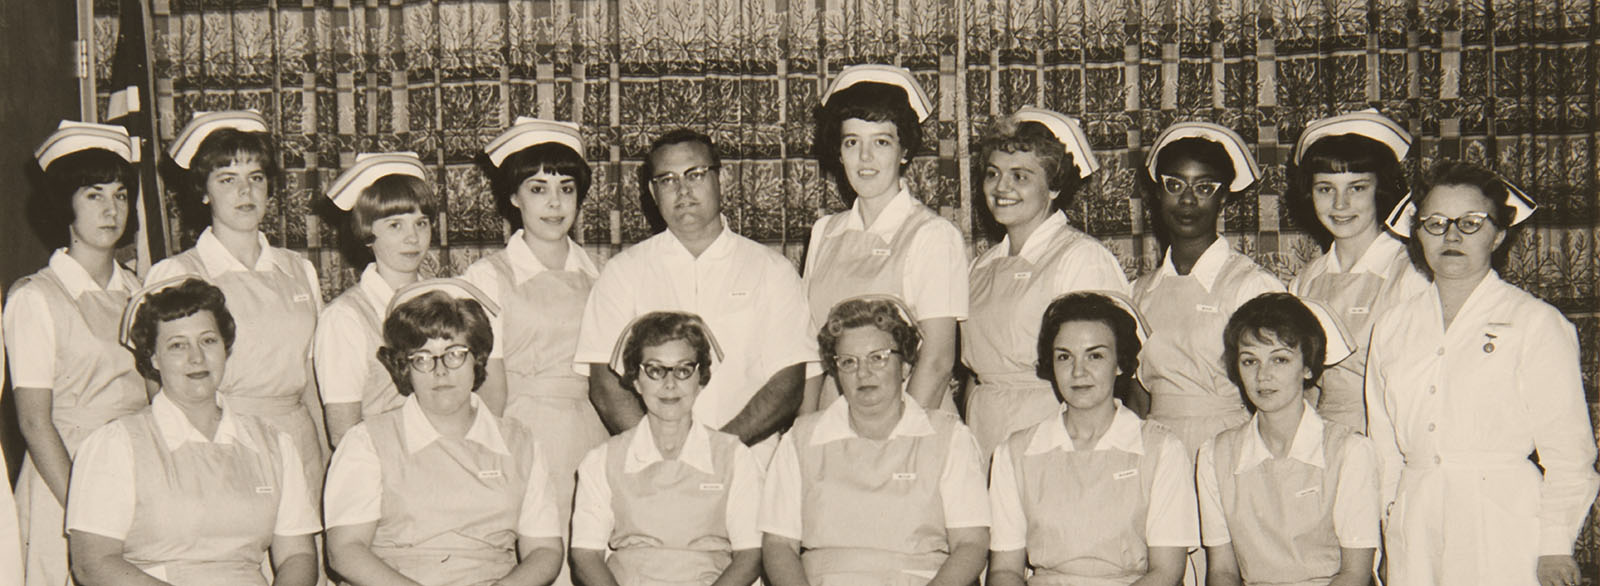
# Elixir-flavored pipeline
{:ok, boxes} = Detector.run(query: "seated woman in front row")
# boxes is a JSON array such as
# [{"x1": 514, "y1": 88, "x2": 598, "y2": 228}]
[
  {"x1": 762, "y1": 296, "x2": 990, "y2": 586},
  {"x1": 570, "y1": 311, "x2": 763, "y2": 586},
  {"x1": 323, "y1": 280, "x2": 564, "y2": 586},
  {"x1": 987, "y1": 291, "x2": 1197, "y2": 586},
  {"x1": 1198, "y1": 292, "x2": 1379, "y2": 586},
  {"x1": 67, "y1": 277, "x2": 321, "y2": 586}
]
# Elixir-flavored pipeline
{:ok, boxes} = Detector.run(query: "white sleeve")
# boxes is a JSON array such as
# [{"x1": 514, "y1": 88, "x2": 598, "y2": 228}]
[
  {"x1": 298, "y1": 258, "x2": 324, "y2": 314},
  {"x1": 571, "y1": 259, "x2": 638, "y2": 375},
  {"x1": 65, "y1": 423, "x2": 136, "y2": 540},
  {"x1": 1230, "y1": 268, "x2": 1287, "y2": 310},
  {"x1": 725, "y1": 443, "x2": 764, "y2": 550},
  {"x1": 517, "y1": 443, "x2": 562, "y2": 539},
  {"x1": 144, "y1": 257, "x2": 195, "y2": 285},
  {"x1": 758, "y1": 432, "x2": 804, "y2": 540},
  {"x1": 1195, "y1": 438, "x2": 1231, "y2": 547},
  {"x1": 1145, "y1": 433, "x2": 1200, "y2": 548},
  {"x1": 569, "y1": 445, "x2": 614, "y2": 550},
  {"x1": 1363, "y1": 318, "x2": 1403, "y2": 516},
  {"x1": 273, "y1": 431, "x2": 323, "y2": 536},
  {"x1": 1332, "y1": 434, "x2": 1381, "y2": 549},
  {"x1": 939, "y1": 423, "x2": 991, "y2": 529},
  {"x1": 900, "y1": 221, "x2": 969, "y2": 321},
  {"x1": 313, "y1": 305, "x2": 374, "y2": 405},
  {"x1": 1520, "y1": 309, "x2": 1600, "y2": 555},
  {"x1": 986, "y1": 443, "x2": 1027, "y2": 551},
  {"x1": 322, "y1": 424, "x2": 383, "y2": 528},
  {"x1": 754, "y1": 261, "x2": 821, "y2": 376},
  {"x1": 1051, "y1": 242, "x2": 1131, "y2": 297},
  {"x1": 2, "y1": 287, "x2": 56, "y2": 389},
  {"x1": 458, "y1": 262, "x2": 505, "y2": 359}
]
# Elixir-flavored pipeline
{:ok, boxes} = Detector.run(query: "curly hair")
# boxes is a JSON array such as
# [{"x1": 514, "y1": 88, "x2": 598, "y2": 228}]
[
  {"x1": 1034, "y1": 292, "x2": 1142, "y2": 404},
  {"x1": 1406, "y1": 160, "x2": 1520, "y2": 278},
  {"x1": 977, "y1": 118, "x2": 1085, "y2": 205},
  {"x1": 1222, "y1": 292, "x2": 1327, "y2": 393},
  {"x1": 129, "y1": 278, "x2": 237, "y2": 381},
  {"x1": 818, "y1": 297, "x2": 921, "y2": 378},
  {"x1": 618, "y1": 311, "x2": 714, "y2": 392},
  {"x1": 177, "y1": 128, "x2": 279, "y2": 231},
  {"x1": 38, "y1": 148, "x2": 138, "y2": 248},
  {"x1": 376, "y1": 291, "x2": 494, "y2": 396},
  {"x1": 814, "y1": 81, "x2": 924, "y2": 206},
  {"x1": 1287, "y1": 133, "x2": 1409, "y2": 238}
]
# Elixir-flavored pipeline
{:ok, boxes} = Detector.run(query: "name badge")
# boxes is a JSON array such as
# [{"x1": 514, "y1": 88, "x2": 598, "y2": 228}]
[
  {"x1": 730, "y1": 291, "x2": 750, "y2": 298},
  {"x1": 478, "y1": 470, "x2": 503, "y2": 479},
  {"x1": 1113, "y1": 469, "x2": 1138, "y2": 480},
  {"x1": 1013, "y1": 271, "x2": 1032, "y2": 280},
  {"x1": 293, "y1": 293, "x2": 311, "y2": 303},
  {"x1": 872, "y1": 248, "x2": 892, "y2": 257},
  {"x1": 699, "y1": 483, "x2": 725, "y2": 491},
  {"x1": 1349, "y1": 306, "x2": 1369, "y2": 315},
  {"x1": 892, "y1": 472, "x2": 917, "y2": 481},
  {"x1": 1195, "y1": 304, "x2": 1218, "y2": 313},
  {"x1": 255, "y1": 486, "x2": 274, "y2": 494},
  {"x1": 1296, "y1": 486, "x2": 1320, "y2": 498}
]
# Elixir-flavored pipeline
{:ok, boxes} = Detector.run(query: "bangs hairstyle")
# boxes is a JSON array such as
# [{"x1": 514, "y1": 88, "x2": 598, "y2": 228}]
[
  {"x1": 177, "y1": 128, "x2": 279, "y2": 229},
  {"x1": 977, "y1": 119, "x2": 1085, "y2": 203},
  {"x1": 1034, "y1": 292, "x2": 1142, "y2": 403},
  {"x1": 814, "y1": 81, "x2": 924, "y2": 205},
  {"x1": 818, "y1": 298, "x2": 922, "y2": 378},
  {"x1": 39, "y1": 148, "x2": 139, "y2": 247},
  {"x1": 1222, "y1": 292, "x2": 1326, "y2": 393},
  {"x1": 619, "y1": 312, "x2": 714, "y2": 392},
  {"x1": 377, "y1": 291, "x2": 495, "y2": 396},
  {"x1": 1144, "y1": 136, "x2": 1237, "y2": 199},
  {"x1": 1405, "y1": 160, "x2": 1519, "y2": 279},
  {"x1": 489, "y1": 142, "x2": 593, "y2": 228},
  {"x1": 129, "y1": 278, "x2": 237, "y2": 381},
  {"x1": 1289, "y1": 133, "x2": 1409, "y2": 236},
  {"x1": 349, "y1": 174, "x2": 437, "y2": 244}
]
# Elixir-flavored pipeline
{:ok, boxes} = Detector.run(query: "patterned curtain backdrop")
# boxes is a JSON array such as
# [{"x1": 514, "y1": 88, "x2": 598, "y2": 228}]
[{"x1": 95, "y1": 0, "x2": 1597, "y2": 570}]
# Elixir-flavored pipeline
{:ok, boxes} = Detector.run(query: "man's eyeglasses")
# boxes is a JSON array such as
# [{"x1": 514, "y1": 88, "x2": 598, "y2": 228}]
[
  {"x1": 407, "y1": 346, "x2": 472, "y2": 374},
  {"x1": 1417, "y1": 212, "x2": 1493, "y2": 236},
  {"x1": 640, "y1": 361, "x2": 700, "y2": 382},
  {"x1": 1158, "y1": 174, "x2": 1224, "y2": 199},
  {"x1": 833, "y1": 348, "x2": 900, "y2": 374},
  {"x1": 649, "y1": 166, "x2": 719, "y2": 192}
]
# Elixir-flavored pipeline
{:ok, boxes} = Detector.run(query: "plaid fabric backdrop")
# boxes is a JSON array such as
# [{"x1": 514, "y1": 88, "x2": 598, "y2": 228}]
[{"x1": 95, "y1": 0, "x2": 1598, "y2": 571}]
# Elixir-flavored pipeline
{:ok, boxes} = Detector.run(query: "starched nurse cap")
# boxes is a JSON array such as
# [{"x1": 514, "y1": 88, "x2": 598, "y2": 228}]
[
  {"x1": 1298, "y1": 297, "x2": 1357, "y2": 366},
  {"x1": 386, "y1": 278, "x2": 501, "y2": 318},
  {"x1": 823, "y1": 64, "x2": 934, "y2": 123},
  {"x1": 325, "y1": 152, "x2": 428, "y2": 211},
  {"x1": 1384, "y1": 173, "x2": 1538, "y2": 238},
  {"x1": 167, "y1": 110, "x2": 270, "y2": 169},
  {"x1": 1146, "y1": 121, "x2": 1262, "y2": 193},
  {"x1": 119, "y1": 277, "x2": 199, "y2": 349},
  {"x1": 35, "y1": 121, "x2": 139, "y2": 170},
  {"x1": 1295, "y1": 109, "x2": 1412, "y2": 165},
  {"x1": 607, "y1": 311, "x2": 727, "y2": 377},
  {"x1": 1013, "y1": 107, "x2": 1100, "y2": 179},
  {"x1": 483, "y1": 117, "x2": 584, "y2": 168}
]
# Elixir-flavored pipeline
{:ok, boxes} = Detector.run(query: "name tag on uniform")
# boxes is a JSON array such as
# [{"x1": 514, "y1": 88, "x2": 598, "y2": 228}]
[
  {"x1": 293, "y1": 293, "x2": 311, "y2": 303},
  {"x1": 872, "y1": 248, "x2": 892, "y2": 257},
  {"x1": 1013, "y1": 271, "x2": 1031, "y2": 280},
  {"x1": 1195, "y1": 304, "x2": 1218, "y2": 313},
  {"x1": 478, "y1": 470, "x2": 503, "y2": 479},
  {"x1": 1349, "y1": 306, "x2": 1369, "y2": 315},
  {"x1": 699, "y1": 483, "x2": 725, "y2": 491},
  {"x1": 730, "y1": 291, "x2": 750, "y2": 298},
  {"x1": 1296, "y1": 486, "x2": 1320, "y2": 497},
  {"x1": 892, "y1": 472, "x2": 917, "y2": 480},
  {"x1": 255, "y1": 486, "x2": 275, "y2": 494},
  {"x1": 1113, "y1": 469, "x2": 1138, "y2": 480}
]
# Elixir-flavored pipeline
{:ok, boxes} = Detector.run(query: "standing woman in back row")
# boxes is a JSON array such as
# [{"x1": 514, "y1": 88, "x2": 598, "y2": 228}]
[{"x1": 804, "y1": 64, "x2": 968, "y2": 411}]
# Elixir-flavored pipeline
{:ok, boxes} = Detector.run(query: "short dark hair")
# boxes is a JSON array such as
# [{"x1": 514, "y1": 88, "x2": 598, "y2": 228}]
[
  {"x1": 1144, "y1": 136, "x2": 1237, "y2": 199},
  {"x1": 814, "y1": 81, "x2": 924, "y2": 205},
  {"x1": 1222, "y1": 292, "x2": 1326, "y2": 393},
  {"x1": 129, "y1": 278, "x2": 237, "y2": 381},
  {"x1": 1288, "y1": 133, "x2": 1409, "y2": 236},
  {"x1": 1406, "y1": 160, "x2": 1519, "y2": 278},
  {"x1": 377, "y1": 291, "x2": 494, "y2": 396},
  {"x1": 818, "y1": 297, "x2": 921, "y2": 379},
  {"x1": 488, "y1": 142, "x2": 592, "y2": 229},
  {"x1": 348, "y1": 174, "x2": 437, "y2": 244},
  {"x1": 638, "y1": 128, "x2": 722, "y2": 231},
  {"x1": 619, "y1": 312, "x2": 714, "y2": 391},
  {"x1": 1035, "y1": 292, "x2": 1142, "y2": 403},
  {"x1": 977, "y1": 119, "x2": 1085, "y2": 205},
  {"x1": 178, "y1": 128, "x2": 279, "y2": 230},
  {"x1": 39, "y1": 148, "x2": 138, "y2": 247}
]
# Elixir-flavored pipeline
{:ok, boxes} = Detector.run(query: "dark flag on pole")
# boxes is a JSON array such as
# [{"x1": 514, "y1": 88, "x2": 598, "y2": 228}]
[{"x1": 103, "y1": 0, "x2": 166, "y2": 271}]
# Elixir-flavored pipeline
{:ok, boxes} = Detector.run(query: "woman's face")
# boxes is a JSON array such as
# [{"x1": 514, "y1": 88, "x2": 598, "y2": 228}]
[
  {"x1": 1310, "y1": 171, "x2": 1381, "y2": 243},
  {"x1": 984, "y1": 149, "x2": 1056, "y2": 232},
  {"x1": 406, "y1": 334, "x2": 478, "y2": 417},
  {"x1": 369, "y1": 211, "x2": 432, "y2": 275},
  {"x1": 204, "y1": 159, "x2": 269, "y2": 234},
  {"x1": 839, "y1": 118, "x2": 906, "y2": 202},
  {"x1": 512, "y1": 171, "x2": 578, "y2": 244},
  {"x1": 69, "y1": 181, "x2": 130, "y2": 251},
  {"x1": 1236, "y1": 332, "x2": 1311, "y2": 415},
  {"x1": 1416, "y1": 184, "x2": 1505, "y2": 282},
  {"x1": 152, "y1": 311, "x2": 228, "y2": 405},
  {"x1": 1050, "y1": 320, "x2": 1122, "y2": 412},
  {"x1": 636, "y1": 338, "x2": 702, "y2": 424},
  {"x1": 1155, "y1": 155, "x2": 1226, "y2": 242},
  {"x1": 835, "y1": 325, "x2": 909, "y2": 414}
]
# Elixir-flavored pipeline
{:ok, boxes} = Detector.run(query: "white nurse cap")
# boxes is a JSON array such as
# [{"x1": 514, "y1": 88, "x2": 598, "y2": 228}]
[
  {"x1": 118, "y1": 276, "x2": 203, "y2": 349},
  {"x1": 1012, "y1": 107, "x2": 1100, "y2": 179},
  {"x1": 482, "y1": 117, "x2": 584, "y2": 168},
  {"x1": 823, "y1": 64, "x2": 934, "y2": 123},
  {"x1": 325, "y1": 152, "x2": 428, "y2": 212},
  {"x1": 1298, "y1": 297, "x2": 1356, "y2": 366},
  {"x1": 167, "y1": 110, "x2": 270, "y2": 169},
  {"x1": 1293, "y1": 109, "x2": 1412, "y2": 165},
  {"x1": 1146, "y1": 121, "x2": 1262, "y2": 193},
  {"x1": 607, "y1": 311, "x2": 727, "y2": 378},
  {"x1": 35, "y1": 121, "x2": 139, "y2": 170},
  {"x1": 1047, "y1": 290, "x2": 1150, "y2": 345},
  {"x1": 1384, "y1": 172, "x2": 1538, "y2": 238},
  {"x1": 386, "y1": 278, "x2": 501, "y2": 318}
]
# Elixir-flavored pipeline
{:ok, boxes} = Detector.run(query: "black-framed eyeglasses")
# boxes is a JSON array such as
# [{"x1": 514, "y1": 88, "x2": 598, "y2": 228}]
[
  {"x1": 833, "y1": 348, "x2": 899, "y2": 374},
  {"x1": 649, "y1": 165, "x2": 719, "y2": 192},
  {"x1": 1417, "y1": 211, "x2": 1493, "y2": 236},
  {"x1": 407, "y1": 346, "x2": 472, "y2": 374},
  {"x1": 1159, "y1": 174, "x2": 1224, "y2": 199},
  {"x1": 640, "y1": 361, "x2": 700, "y2": 382}
]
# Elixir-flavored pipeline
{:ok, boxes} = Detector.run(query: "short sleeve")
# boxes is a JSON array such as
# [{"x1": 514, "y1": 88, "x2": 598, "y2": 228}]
[
  {"x1": 1145, "y1": 433, "x2": 1200, "y2": 548},
  {"x1": 1332, "y1": 435, "x2": 1382, "y2": 549},
  {"x1": 569, "y1": 444, "x2": 614, "y2": 550},
  {"x1": 322, "y1": 424, "x2": 383, "y2": 528},
  {"x1": 1049, "y1": 241, "x2": 1131, "y2": 297},
  {"x1": 986, "y1": 443, "x2": 1027, "y2": 551},
  {"x1": 273, "y1": 431, "x2": 322, "y2": 536},
  {"x1": 757, "y1": 432, "x2": 804, "y2": 541},
  {"x1": 1229, "y1": 267, "x2": 1287, "y2": 311},
  {"x1": 751, "y1": 260, "x2": 820, "y2": 376},
  {"x1": 725, "y1": 443, "x2": 764, "y2": 550},
  {"x1": 293, "y1": 257, "x2": 323, "y2": 314},
  {"x1": 313, "y1": 305, "x2": 375, "y2": 405},
  {"x1": 518, "y1": 443, "x2": 562, "y2": 539},
  {"x1": 1195, "y1": 438, "x2": 1231, "y2": 547},
  {"x1": 571, "y1": 257, "x2": 640, "y2": 375},
  {"x1": 939, "y1": 424, "x2": 991, "y2": 529},
  {"x1": 144, "y1": 257, "x2": 194, "y2": 285},
  {"x1": 3, "y1": 287, "x2": 56, "y2": 389},
  {"x1": 900, "y1": 221, "x2": 970, "y2": 322},
  {"x1": 65, "y1": 423, "x2": 136, "y2": 540}
]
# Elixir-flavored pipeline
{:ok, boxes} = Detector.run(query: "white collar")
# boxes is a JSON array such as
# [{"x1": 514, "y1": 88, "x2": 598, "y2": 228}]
[
  {"x1": 808, "y1": 391, "x2": 936, "y2": 446},
  {"x1": 399, "y1": 394, "x2": 511, "y2": 456},
  {"x1": 662, "y1": 215, "x2": 738, "y2": 261},
  {"x1": 1025, "y1": 400, "x2": 1146, "y2": 455},
  {"x1": 1155, "y1": 235, "x2": 1234, "y2": 292},
  {"x1": 46, "y1": 248, "x2": 135, "y2": 297},
  {"x1": 193, "y1": 227, "x2": 280, "y2": 274},
  {"x1": 623, "y1": 416, "x2": 717, "y2": 475},
  {"x1": 826, "y1": 182, "x2": 918, "y2": 238},
  {"x1": 503, "y1": 230, "x2": 600, "y2": 284},
  {"x1": 355, "y1": 264, "x2": 399, "y2": 312},
  {"x1": 1235, "y1": 401, "x2": 1326, "y2": 473},
  {"x1": 989, "y1": 210, "x2": 1074, "y2": 266},
  {"x1": 1327, "y1": 232, "x2": 1406, "y2": 276},
  {"x1": 150, "y1": 392, "x2": 250, "y2": 451}
]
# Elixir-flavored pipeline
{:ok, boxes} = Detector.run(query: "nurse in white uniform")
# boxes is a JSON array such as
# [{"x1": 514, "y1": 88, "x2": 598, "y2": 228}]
[
  {"x1": 804, "y1": 64, "x2": 968, "y2": 411},
  {"x1": 316, "y1": 152, "x2": 437, "y2": 446},
  {"x1": 1, "y1": 318, "x2": 20, "y2": 586},
  {"x1": 7, "y1": 121, "x2": 147, "y2": 586},
  {"x1": 964, "y1": 108, "x2": 1129, "y2": 455},
  {"x1": 1365, "y1": 161, "x2": 1599, "y2": 586},
  {"x1": 1286, "y1": 111, "x2": 1429, "y2": 430}
]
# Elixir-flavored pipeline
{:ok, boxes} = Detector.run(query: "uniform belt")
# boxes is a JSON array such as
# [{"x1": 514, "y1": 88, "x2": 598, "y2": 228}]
[
  {"x1": 1404, "y1": 452, "x2": 1533, "y2": 471},
  {"x1": 1148, "y1": 393, "x2": 1247, "y2": 418},
  {"x1": 972, "y1": 371, "x2": 1050, "y2": 387},
  {"x1": 800, "y1": 547, "x2": 946, "y2": 576}
]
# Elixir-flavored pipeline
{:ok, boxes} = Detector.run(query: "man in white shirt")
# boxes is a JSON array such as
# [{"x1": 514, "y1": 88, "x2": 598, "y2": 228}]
[{"x1": 573, "y1": 129, "x2": 816, "y2": 459}]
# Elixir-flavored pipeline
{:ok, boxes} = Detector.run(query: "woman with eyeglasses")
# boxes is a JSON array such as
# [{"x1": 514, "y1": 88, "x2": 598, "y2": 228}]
[
  {"x1": 762, "y1": 296, "x2": 989, "y2": 586},
  {"x1": 1365, "y1": 161, "x2": 1597, "y2": 586},
  {"x1": 323, "y1": 281, "x2": 564, "y2": 586},
  {"x1": 1130, "y1": 122, "x2": 1285, "y2": 458},
  {"x1": 569, "y1": 312, "x2": 762, "y2": 586}
]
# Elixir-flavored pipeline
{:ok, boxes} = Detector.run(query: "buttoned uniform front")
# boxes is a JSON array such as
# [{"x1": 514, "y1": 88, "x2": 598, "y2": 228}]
[
  {"x1": 315, "y1": 264, "x2": 406, "y2": 421},
  {"x1": 1288, "y1": 234, "x2": 1428, "y2": 430},
  {"x1": 4, "y1": 249, "x2": 147, "y2": 586},
  {"x1": 322, "y1": 394, "x2": 562, "y2": 586},
  {"x1": 571, "y1": 217, "x2": 818, "y2": 462},
  {"x1": 1365, "y1": 271, "x2": 1599, "y2": 586},
  {"x1": 962, "y1": 211, "x2": 1129, "y2": 455},
  {"x1": 1132, "y1": 236, "x2": 1285, "y2": 456},
  {"x1": 571, "y1": 417, "x2": 762, "y2": 585},
  {"x1": 65, "y1": 393, "x2": 322, "y2": 585},
  {"x1": 988, "y1": 401, "x2": 1198, "y2": 586},
  {"x1": 760, "y1": 393, "x2": 991, "y2": 585},
  {"x1": 146, "y1": 227, "x2": 326, "y2": 493},
  {"x1": 1196, "y1": 401, "x2": 1381, "y2": 586}
]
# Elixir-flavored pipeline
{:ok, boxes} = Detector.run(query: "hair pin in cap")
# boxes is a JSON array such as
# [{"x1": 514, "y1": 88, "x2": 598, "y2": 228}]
[
  {"x1": 1297, "y1": 297, "x2": 1356, "y2": 366},
  {"x1": 1294, "y1": 109, "x2": 1412, "y2": 165},
  {"x1": 167, "y1": 110, "x2": 270, "y2": 170},
  {"x1": 326, "y1": 152, "x2": 428, "y2": 211},
  {"x1": 386, "y1": 278, "x2": 501, "y2": 318},
  {"x1": 1012, "y1": 107, "x2": 1099, "y2": 179},
  {"x1": 607, "y1": 311, "x2": 727, "y2": 377},
  {"x1": 118, "y1": 276, "x2": 203, "y2": 349},
  {"x1": 483, "y1": 117, "x2": 584, "y2": 167},
  {"x1": 1146, "y1": 121, "x2": 1261, "y2": 193},
  {"x1": 36, "y1": 121, "x2": 139, "y2": 170},
  {"x1": 823, "y1": 64, "x2": 934, "y2": 123},
  {"x1": 1383, "y1": 173, "x2": 1538, "y2": 238}
]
